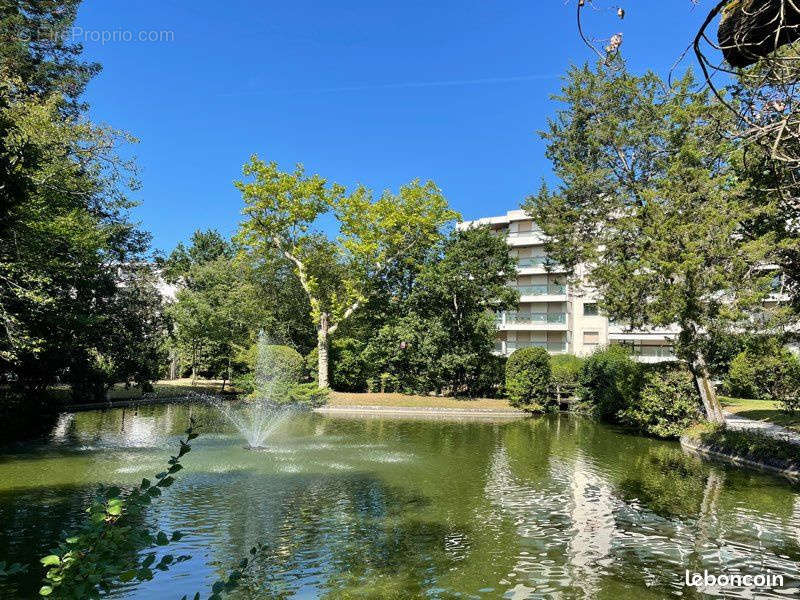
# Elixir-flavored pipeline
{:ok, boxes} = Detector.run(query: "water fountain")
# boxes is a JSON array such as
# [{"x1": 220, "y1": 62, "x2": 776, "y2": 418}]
[{"x1": 208, "y1": 334, "x2": 300, "y2": 449}]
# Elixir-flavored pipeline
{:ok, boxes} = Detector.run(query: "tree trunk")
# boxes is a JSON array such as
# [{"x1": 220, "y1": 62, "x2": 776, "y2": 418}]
[
  {"x1": 317, "y1": 312, "x2": 330, "y2": 389},
  {"x1": 691, "y1": 353, "x2": 725, "y2": 424}
]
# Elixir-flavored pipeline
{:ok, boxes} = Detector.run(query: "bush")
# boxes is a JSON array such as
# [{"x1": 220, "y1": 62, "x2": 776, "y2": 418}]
[
  {"x1": 286, "y1": 382, "x2": 329, "y2": 407},
  {"x1": 686, "y1": 422, "x2": 800, "y2": 471},
  {"x1": 550, "y1": 354, "x2": 584, "y2": 400},
  {"x1": 505, "y1": 347, "x2": 552, "y2": 411},
  {"x1": 577, "y1": 345, "x2": 641, "y2": 420},
  {"x1": 236, "y1": 339, "x2": 305, "y2": 399},
  {"x1": 725, "y1": 342, "x2": 800, "y2": 412},
  {"x1": 619, "y1": 368, "x2": 702, "y2": 438}
]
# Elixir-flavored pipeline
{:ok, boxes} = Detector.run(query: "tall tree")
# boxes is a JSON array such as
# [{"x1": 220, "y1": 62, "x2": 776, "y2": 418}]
[
  {"x1": 235, "y1": 157, "x2": 459, "y2": 388},
  {"x1": 524, "y1": 62, "x2": 775, "y2": 423},
  {"x1": 364, "y1": 226, "x2": 518, "y2": 396}
]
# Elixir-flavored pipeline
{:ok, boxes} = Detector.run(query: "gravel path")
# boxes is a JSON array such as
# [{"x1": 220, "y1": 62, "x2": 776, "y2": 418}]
[{"x1": 724, "y1": 411, "x2": 800, "y2": 445}]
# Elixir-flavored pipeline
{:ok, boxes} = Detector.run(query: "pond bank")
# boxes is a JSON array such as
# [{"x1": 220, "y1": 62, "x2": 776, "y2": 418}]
[
  {"x1": 314, "y1": 404, "x2": 526, "y2": 420},
  {"x1": 681, "y1": 424, "x2": 800, "y2": 481}
]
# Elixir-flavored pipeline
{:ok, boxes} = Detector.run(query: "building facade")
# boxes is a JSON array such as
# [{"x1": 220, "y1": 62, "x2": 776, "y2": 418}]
[{"x1": 458, "y1": 210, "x2": 678, "y2": 362}]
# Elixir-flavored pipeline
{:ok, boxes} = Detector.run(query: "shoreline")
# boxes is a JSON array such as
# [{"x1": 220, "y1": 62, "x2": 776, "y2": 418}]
[
  {"x1": 314, "y1": 404, "x2": 527, "y2": 419},
  {"x1": 680, "y1": 436, "x2": 800, "y2": 481}
]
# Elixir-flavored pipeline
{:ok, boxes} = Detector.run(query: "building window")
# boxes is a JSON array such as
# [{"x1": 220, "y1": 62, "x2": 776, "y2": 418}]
[
  {"x1": 583, "y1": 303, "x2": 598, "y2": 316},
  {"x1": 583, "y1": 331, "x2": 600, "y2": 345}
]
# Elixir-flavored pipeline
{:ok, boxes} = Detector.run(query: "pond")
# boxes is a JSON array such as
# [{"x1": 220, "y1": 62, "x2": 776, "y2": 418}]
[{"x1": 0, "y1": 403, "x2": 798, "y2": 599}]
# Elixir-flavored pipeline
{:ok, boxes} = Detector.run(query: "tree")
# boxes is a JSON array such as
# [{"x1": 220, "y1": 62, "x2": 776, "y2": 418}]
[
  {"x1": 159, "y1": 229, "x2": 234, "y2": 284},
  {"x1": 525, "y1": 62, "x2": 775, "y2": 423},
  {"x1": 235, "y1": 157, "x2": 459, "y2": 388},
  {"x1": 0, "y1": 0, "x2": 100, "y2": 107}
]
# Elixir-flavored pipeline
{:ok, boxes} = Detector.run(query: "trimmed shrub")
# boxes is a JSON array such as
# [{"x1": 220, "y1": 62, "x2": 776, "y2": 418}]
[
  {"x1": 619, "y1": 368, "x2": 702, "y2": 439},
  {"x1": 725, "y1": 343, "x2": 800, "y2": 412},
  {"x1": 577, "y1": 345, "x2": 641, "y2": 420},
  {"x1": 550, "y1": 354, "x2": 584, "y2": 401},
  {"x1": 505, "y1": 347, "x2": 552, "y2": 411}
]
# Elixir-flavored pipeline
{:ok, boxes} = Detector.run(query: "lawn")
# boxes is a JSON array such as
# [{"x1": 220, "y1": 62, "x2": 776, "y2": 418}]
[
  {"x1": 720, "y1": 396, "x2": 800, "y2": 433},
  {"x1": 327, "y1": 391, "x2": 515, "y2": 411}
]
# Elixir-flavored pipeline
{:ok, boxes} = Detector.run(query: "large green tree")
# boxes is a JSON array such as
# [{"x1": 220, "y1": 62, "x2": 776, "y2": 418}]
[
  {"x1": 235, "y1": 157, "x2": 459, "y2": 388},
  {"x1": 0, "y1": 2, "x2": 162, "y2": 403},
  {"x1": 363, "y1": 226, "x2": 518, "y2": 396},
  {"x1": 524, "y1": 61, "x2": 775, "y2": 423}
]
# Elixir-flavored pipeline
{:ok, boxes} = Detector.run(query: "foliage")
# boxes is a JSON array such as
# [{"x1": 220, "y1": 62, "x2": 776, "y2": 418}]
[
  {"x1": 360, "y1": 227, "x2": 517, "y2": 397},
  {"x1": 159, "y1": 229, "x2": 233, "y2": 284},
  {"x1": 330, "y1": 337, "x2": 369, "y2": 392},
  {"x1": 0, "y1": 0, "x2": 100, "y2": 108},
  {"x1": 523, "y1": 60, "x2": 776, "y2": 421},
  {"x1": 235, "y1": 156, "x2": 459, "y2": 388},
  {"x1": 725, "y1": 341, "x2": 800, "y2": 411},
  {"x1": 577, "y1": 345, "x2": 641, "y2": 420},
  {"x1": 37, "y1": 422, "x2": 199, "y2": 598},
  {"x1": 286, "y1": 382, "x2": 329, "y2": 407},
  {"x1": 505, "y1": 347, "x2": 552, "y2": 411},
  {"x1": 619, "y1": 368, "x2": 702, "y2": 439},
  {"x1": 549, "y1": 354, "x2": 583, "y2": 399}
]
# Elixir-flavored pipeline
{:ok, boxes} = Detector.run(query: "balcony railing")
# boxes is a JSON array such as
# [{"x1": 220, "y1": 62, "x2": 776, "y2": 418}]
[
  {"x1": 632, "y1": 346, "x2": 676, "y2": 359},
  {"x1": 506, "y1": 230, "x2": 540, "y2": 238},
  {"x1": 496, "y1": 312, "x2": 567, "y2": 325},
  {"x1": 494, "y1": 340, "x2": 568, "y2": 354},
  {"x1": 513, "y1": 284, "x2": 567, "y2": 296}
]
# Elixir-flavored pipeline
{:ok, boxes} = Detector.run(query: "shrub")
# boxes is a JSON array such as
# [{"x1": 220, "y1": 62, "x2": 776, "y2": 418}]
[
  {"x1": 505, "y1": 347, "x2": 552, "y2": 411},
  {"x1": 286, "y1": 382, "x2": 329, "y2": 407},
  {"x1": 619, "y1": 368, "x2": 702, "y2": 439},
  {"x1": 236, "y1": 339, "x2": 305, "y2": 400},
  {"x1": 725, "y1": 342, "x2": 800, "y2": 412},
  {"x1": 577, "y1": 345, "x2": 641, "y2": 420},
  {"x1": 686, "y1": 422, "x2": 800, "y2": 471},
  {"x1": 549, "y1": 354, "x2": 584, "y2": 401}
]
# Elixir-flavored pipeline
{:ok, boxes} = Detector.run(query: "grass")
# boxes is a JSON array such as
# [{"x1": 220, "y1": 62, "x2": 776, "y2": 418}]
[
  {"x1": 685, "y1": 422, "x2": 800, "y2": 469},
  {"x1": 720, "y1": 396, "x2": 800, "y2": 433},
  {"x1": 327, "y1": 391, "x2": 515, "y2": 411}
]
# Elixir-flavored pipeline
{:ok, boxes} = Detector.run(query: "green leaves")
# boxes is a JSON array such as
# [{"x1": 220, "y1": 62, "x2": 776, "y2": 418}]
[{"x1": 36, "y1": 424, "x2": 199, "y2": 598}]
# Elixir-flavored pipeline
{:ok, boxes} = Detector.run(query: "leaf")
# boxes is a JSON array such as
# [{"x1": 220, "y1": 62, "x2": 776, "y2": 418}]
[
  {"x1": 119, "y1": 570, "x2": 137, "y2": 582},
  {"x1": 39, "y1": 586, "x2": 53, "y2": 596},
  {"x1": 140, "y1": 478, "x2": 151, "y2": 489},
  {"x1": 155, "y1": 471, "x2": 167, "y2": 480},
  {"x1": 105, "y1": 486, "x2": 121, "y2": 499},
  {"x1": 156, "y1": 531, "x2": 169, "y2": 546},
  {"x1": 157, "y1": 476, "x2": 175, "y2": 488},
  {"x1": 40, "y1": 555, "x2": 60, "y2": 567},
  {"x1": 168, "y1": 464, "x2": 183, "y2": 474},
  {"x1": 141, "y1": 554, "x2": 156, "y2": 568},
  {"x1": 171, "y1": 531, "x2": 184, "y2": 541}
]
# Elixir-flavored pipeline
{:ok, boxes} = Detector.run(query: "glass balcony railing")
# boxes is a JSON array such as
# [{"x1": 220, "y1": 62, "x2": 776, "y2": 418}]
[
  {"x1": 516, "y1": 257, "x2": 548, "y2": 268},
  {"x1": 494, "y1": 340, "x2": 568, "y2": 354},
  {"x1": 506, "y1": 230, "x2": 540, "y2": 238},
  {"x1": 632, "y1": 346, "x2": 676, "y2": 359},
  {"x1": 513, "y1": 284, "x2": 567, "y2": 296},
  {"x1": 496, "y1": 312, "x2": 567, "y2": 325}
]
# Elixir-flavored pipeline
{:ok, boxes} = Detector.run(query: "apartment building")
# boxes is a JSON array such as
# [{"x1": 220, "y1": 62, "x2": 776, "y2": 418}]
[{"x1": 458, "y1": 210, "x2": 677, "y2": 362}]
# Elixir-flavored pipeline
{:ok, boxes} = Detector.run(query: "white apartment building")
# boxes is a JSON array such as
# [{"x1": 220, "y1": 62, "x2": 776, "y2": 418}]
[{"x1": 458, "y1": 210, "x2": 678, "y2": 362}]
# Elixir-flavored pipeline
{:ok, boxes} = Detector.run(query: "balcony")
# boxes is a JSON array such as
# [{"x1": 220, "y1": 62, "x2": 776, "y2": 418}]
[
  {"x1": 513, "y1": 284, "x2": 567, "y2": 300},
  {"x1": 495, "y1": 311, "x2": 568, "y2": 330},
  {"x1": 516, "y1": 257, "x2": 567, "y2": 274},
  {"x1": 494, "y1": 340, "x2": 568, "y2": 355},
  {"x1": 613, "y1": 344, "x2": 677, "y2": 363},
  {"x1": 505, "y1": 230, "x2": 546, "y2": 246}
]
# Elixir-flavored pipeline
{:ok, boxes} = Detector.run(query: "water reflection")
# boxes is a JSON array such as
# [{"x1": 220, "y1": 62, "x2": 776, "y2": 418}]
[{"x1": 0, "y1": 406, "x2": 797, "y2": 599}]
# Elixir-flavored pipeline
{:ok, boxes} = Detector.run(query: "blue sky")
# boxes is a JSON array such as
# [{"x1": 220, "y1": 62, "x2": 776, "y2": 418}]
[{"x1": 75, "y1": 0, "x2": 714, "y2": 253}]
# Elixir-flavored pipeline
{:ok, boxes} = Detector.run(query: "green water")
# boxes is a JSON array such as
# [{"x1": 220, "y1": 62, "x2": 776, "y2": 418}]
[{"x1": 0, "y1": 403, "x2": 798, "y2": 599}]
